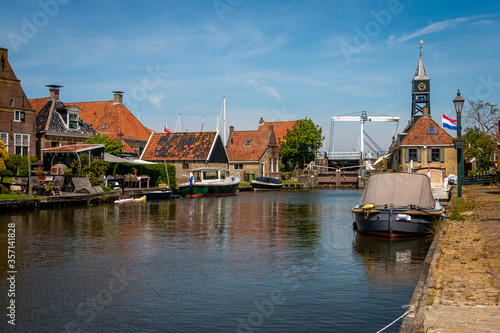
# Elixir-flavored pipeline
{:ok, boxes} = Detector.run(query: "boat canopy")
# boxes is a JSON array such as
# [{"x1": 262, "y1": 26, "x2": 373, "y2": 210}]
[{"x1": 358, "y1": 173, "x2": 435, "y2": 209}]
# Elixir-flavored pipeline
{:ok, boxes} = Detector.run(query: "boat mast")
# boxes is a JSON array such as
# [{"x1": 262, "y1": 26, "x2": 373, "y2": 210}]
[{"x1": 223, "y1": 96, "x2": 226, "y2": 143}]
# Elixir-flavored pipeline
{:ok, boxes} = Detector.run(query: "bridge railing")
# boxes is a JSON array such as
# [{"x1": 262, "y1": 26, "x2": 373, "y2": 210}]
[{"x1": 317, "y1": 151, "x2": 389, "y2": 160}]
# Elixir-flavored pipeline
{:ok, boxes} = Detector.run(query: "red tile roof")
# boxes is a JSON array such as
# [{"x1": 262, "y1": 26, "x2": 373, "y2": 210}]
[
  {"x1": 390, "y1": 116, "x2": 453, "y2": 150},
  {"x1": 70, "y1": 101, "x2": 151, "y2": 141},
  {"x1": 42, "y1": 144, "x2": 104, "y2": 153},
  {"x1": 226, "y1": 130, "x2": 272, "y2": 162},
  {"x1": 141, "y1": 132, "x2": 219, "y2": 161},
  {"x1": 29, "y1": 97, "x2": 49, "y2": 115},
  {"x1": 258, "y1": 120, "x2": 297, "y2": 146}
]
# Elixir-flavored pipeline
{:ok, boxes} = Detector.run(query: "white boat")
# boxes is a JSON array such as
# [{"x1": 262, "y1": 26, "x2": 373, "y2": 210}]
[{"x1": 178, "y1": 168, "x2": 240, "y2": 198}]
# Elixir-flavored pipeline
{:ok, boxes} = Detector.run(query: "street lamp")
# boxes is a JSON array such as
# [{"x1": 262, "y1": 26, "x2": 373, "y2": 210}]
[{"x1": 453, "y1": 90, "x2": 465, "y2": 198}]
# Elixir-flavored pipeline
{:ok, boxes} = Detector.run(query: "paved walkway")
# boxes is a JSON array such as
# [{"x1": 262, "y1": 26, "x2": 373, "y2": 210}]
[{"x1": 405, "y1": 185, "x2": 500, "y2": 332}]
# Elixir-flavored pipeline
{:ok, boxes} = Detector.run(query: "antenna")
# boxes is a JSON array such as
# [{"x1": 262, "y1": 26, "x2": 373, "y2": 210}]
[{"x1": 200, "y1": 114, "x2": 205, "y2": 132}]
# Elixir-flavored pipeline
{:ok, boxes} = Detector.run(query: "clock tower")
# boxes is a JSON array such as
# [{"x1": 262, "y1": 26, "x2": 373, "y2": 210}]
[{"x1": 411, "y1": 43, "x2": 430, "y2": 122}]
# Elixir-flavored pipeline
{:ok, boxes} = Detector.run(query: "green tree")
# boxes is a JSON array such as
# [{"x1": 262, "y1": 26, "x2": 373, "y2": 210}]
[
  {"x1": 85, "y1": 134, "x2": 123, "y2": 157},
  {"x1": 279, "y1": 118, "x2": 324, "y2": 169},
  {"x1": 0, "y1": 140, "x2": 9, "y2": 182},
  {"x1": 463, "y1": 126, "x2": 496, "y2": 173}
]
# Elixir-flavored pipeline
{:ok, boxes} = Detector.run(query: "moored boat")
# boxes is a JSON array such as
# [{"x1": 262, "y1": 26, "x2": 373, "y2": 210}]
[
  {"x1": 250, "y1": 177, "x2": 283, "y2": 191},
  {"x1": 145, "y1": 190, "x2": 173, "y2": 200},
  {"x1": 351, "y1": 173, "x2": 444, "y2": 237},
  {"x1": 178, "y1": 168, "x2": 240, "y2": 198}
]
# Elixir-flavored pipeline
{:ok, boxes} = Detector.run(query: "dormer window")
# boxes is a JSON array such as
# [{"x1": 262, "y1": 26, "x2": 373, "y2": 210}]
[
  {"x1": 59, "y1": 105, "x2": 81, "y2": 130},
  {"x1": 245, "y1": 140, "x2": 252, "y2": 147},
  {"x1": 428, "y1": 126, "x2": 436, "y2": 134}
]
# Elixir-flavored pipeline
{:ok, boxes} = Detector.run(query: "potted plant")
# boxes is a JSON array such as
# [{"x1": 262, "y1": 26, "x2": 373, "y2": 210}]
[
  {"x1": 35, "y1": 166, "x2": 46, "y2": 180},
  {"x1": 44, "y1": 182, "x2": 52, "y2": 196}
]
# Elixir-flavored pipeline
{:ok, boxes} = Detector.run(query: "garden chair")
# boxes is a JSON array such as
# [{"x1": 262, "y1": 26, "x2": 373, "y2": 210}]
[{"x1": 51, "y1": 176, "x2": 64, "y2": 195}]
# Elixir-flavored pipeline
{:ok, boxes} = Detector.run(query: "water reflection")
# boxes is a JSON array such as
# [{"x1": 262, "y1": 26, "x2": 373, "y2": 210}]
[{"x1": 0, "y1": 190, "x2": 431, "y2": 332}]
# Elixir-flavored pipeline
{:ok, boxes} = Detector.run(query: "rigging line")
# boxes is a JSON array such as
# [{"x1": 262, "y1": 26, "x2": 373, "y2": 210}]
[
  {"x1": 329, "y1": 119, "x2": 334, "y2": 152},
  {"x1": 363, "y1": 131, "x2": 384, "y2": 152}
]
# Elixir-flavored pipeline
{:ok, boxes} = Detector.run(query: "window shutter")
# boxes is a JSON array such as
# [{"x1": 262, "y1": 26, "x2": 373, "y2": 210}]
[
  {"x1": 439, "y1": 148, "x2": 444, "y2": 162},
  {"x1": 405, "y1": 148, "x2": 409, "y2": 163},
  {"x1": 428, "y1": 148, "x2": 432, "y2": 163},
  {"x1": 417, "y1": 148, "x2": 421, "y2": 163}
]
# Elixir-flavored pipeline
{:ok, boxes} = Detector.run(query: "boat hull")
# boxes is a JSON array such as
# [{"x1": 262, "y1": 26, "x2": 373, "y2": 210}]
[
  {"x1": 251, "y1": 182, "x2": 283, "y2": 191},
  {"x1": 145, "y1": 191, "x2": 173, "y2": 200},
  {"x1": 352, "y1": 207, "x2": 443, "y2": 238},
  {"x1": 178, "y1": 183, "x2": 239, "y2": 198}
]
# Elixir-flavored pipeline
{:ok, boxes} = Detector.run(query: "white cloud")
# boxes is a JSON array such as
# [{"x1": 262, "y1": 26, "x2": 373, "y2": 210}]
[
  {"x1": 148, "y1": 94, "x2": 164, "y2": 109},
  {"x1": 246, "y1": 79, "x2": 281, "y2": 100},
  {"x1": 396, "y1": 16, "x2": 478, "y2": 43}
]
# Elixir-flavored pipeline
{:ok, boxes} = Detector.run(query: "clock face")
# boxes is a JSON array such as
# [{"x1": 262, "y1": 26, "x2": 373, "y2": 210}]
[{"x1": 417, "y1": 82, "x2": 427, "y2": 91}]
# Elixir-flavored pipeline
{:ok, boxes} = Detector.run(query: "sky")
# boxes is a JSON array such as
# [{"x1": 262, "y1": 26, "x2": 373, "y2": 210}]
[{"x1": 1, "y1": 0, "x2": 499, "y2": 152}]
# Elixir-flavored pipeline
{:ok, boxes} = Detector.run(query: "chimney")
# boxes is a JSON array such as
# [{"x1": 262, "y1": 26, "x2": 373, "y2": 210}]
[
  {"x1": 268, "y1": 124, "x2": 274, "y2": 133},
  {"x1": 259, "y1": 117, "x2": 265, "y2": 125},
  {"x1": 113, "y1": 91, "x2": 124, "y2": 105},
  {"x1": 423, "y1": 106, "x2": 429, "y2": 118},
  {"x1": 228, "y1": 126, "x2": 234, "y2": 146},
  {"x1": 0, "y1": 47, "x2": 7, "y2": 72},
  {"x1": 46, "y1": 85, "x2": 63, "y2": 100}
]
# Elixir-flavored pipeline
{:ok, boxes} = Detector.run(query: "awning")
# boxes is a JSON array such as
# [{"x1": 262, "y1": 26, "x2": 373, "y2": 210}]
[{"x1": 103, "y1": 153, "x2": 154, "y2": 165}]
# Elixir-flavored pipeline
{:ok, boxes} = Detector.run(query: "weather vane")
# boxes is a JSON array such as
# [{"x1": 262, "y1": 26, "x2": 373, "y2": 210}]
[{"x1": 419, "y1": 40, "x2": 423, "y2": 56}]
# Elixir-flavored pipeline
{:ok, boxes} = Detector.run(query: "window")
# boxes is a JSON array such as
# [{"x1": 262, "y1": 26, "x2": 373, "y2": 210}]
[
  {"x1": 51, "y1": 141, "x2": 61, "y2": 148},
  {"x1": 428, "y1": 126, "x2": 436, "y2": 134},
  {"x1": 14, "y1": 110, "x2": 25, "y2": 122},
  {"x1": 69, "y1": 113, "x2": 79, "y2": 129},
  {"x1": 102, "y1": 123, "x2": 108, "y2": 130},
  {"x1": 234, "y1": 163, "x2": 243, "y2": 170},
  {"x1": 245, "y1": 140, "x2": 252, "y2": 147},
  {"x1": 408, "y1": 148, "x2": 418, "y2": 161},
  {"x1": 182, "y1": 162, "x2": 189, "y2": 169},
  {"x1": 405, "y1": 148, "x2": 421, "y2": 163},
  {"x1": 10, "y1": 99, "x2": 14, "y2": 107},
  {"x1": 429, "y1": 148, "x2": 443, "y2": 163},
  {"x1": 14, "y1": 133, "x2": 29, "y2": 156},
  {"x1": 0, "y1": 132, "x2": 8, "y2": 150}
]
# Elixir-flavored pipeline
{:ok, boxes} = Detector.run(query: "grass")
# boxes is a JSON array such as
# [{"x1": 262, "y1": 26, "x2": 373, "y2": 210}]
[
  {"x1": 0, "y1": 194, "x2": 33, "y2": 200},
  {"x1": 239, "y1": 182, "x2": 250, "y2": 187},
  {"x1": 448, "y1": 197, "x2": 476, "y2": 221}
]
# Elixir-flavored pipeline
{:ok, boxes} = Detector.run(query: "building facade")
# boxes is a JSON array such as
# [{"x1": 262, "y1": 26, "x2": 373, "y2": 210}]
[
  {"x1": 0, "y1": 47, "x2": 36, "y2": 156},
  {"x1": 30, "y1": 85, "x2": 97, "y2": 161},
  {"x1": 389, "y1": 52, "x2": 457, "y2": 174},
  {"x1": 226, "y1": 124, "x2": 280, "y2": 180}
]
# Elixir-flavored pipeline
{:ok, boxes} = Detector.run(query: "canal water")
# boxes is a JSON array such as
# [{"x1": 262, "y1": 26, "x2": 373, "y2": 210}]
[{"x1": 1, "y1": 190, "x2": 432, "y2": 332}]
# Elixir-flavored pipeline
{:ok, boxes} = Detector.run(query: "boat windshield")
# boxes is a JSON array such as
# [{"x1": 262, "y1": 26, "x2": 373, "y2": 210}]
[{"x1": 202, "y1": 170, "x2": 218, "y2": 180}]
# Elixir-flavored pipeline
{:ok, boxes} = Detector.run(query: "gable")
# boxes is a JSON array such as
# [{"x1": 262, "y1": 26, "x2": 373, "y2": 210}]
[
  {"x1": 258, "y1": 120, "x2": 297, "y2": 146},
  {"x1": 226, "y1": 130, "x2": 269, "y2": 162},
  {"x1": 391, "y1": 116, "x2": 453, "y2": 150},
  {"x1": 208, "y1": 135, "x2": 229, "y2": 163}
]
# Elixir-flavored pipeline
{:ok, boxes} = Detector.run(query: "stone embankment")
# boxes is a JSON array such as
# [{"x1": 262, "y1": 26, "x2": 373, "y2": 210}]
[{"x1": 401, "y1": 185, "x2": 500, "y2": 332}]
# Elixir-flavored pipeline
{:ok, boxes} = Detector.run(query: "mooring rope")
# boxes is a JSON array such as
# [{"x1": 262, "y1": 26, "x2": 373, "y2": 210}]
[{"x1": 376, "y1": 305, "x2": 413, "y2": 333}]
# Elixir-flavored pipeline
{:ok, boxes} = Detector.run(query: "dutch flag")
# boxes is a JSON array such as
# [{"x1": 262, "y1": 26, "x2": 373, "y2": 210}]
[{"x1": 442, "y1": 113, "x2": 457, "y2": 130}]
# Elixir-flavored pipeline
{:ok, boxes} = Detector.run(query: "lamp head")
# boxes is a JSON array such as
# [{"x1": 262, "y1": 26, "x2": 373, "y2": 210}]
[{"x1": 453, "y1": 89, "x2": 465, "y2": 116}]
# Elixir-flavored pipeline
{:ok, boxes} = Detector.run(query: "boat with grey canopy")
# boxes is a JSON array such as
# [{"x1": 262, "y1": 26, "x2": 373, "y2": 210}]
[{"x1": 352, "y1": 173, "x2": 444, "y2": 237}]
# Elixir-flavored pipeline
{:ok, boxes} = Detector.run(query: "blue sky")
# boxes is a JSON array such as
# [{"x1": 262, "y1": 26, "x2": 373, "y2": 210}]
[{"x1": 2, "y1": 0, "x2": 499, "y2": 152}]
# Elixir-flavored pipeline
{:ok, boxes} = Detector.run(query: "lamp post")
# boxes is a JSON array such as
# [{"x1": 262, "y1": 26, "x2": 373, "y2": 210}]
[{"x1": 453, "y1": 89, "x2": 465, "y2": 198}]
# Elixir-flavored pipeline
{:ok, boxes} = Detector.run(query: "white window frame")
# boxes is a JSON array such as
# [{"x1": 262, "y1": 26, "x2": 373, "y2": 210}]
[
  {"x1": 14, "y1": 133, "x2": 30, "y2": 156},
  {"x1": 14, "y1": 110, "x2": 25, "y2": 122},
  {"x1": 0, "y1": 132, "x2": 8, "y2": 150},
  {"x1": 68, "y1": 111, "x2": 79, "y2": 129}
]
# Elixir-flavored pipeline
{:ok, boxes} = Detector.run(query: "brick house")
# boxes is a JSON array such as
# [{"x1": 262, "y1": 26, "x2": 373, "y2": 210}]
[
  {"x1": 140, "y1": 131, "x2": 229, "y2": 183},
  {"x1": 389, "y1": 108, "x2": 456, "y2": 174},
  {"x1": 71, "y1": 91, "x2": 152, "y2": 158},
  {"x1": 0, "y1": 47, "x2": 36, "y2": 156},
  {"x1": 257, "y1": 118, "x2": 297, "y2": 148},
  {"x1": 226, "y1": 124, "x2": 280, "y2": 181},
  {"x1": 30, "y1": 85, "x2": 97, "y2": 161}
]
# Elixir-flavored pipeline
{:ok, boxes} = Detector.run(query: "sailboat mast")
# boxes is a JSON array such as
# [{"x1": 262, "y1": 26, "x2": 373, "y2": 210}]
[{"x1": 223, "y1": 96, "x2": 226, "y2": 144}]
